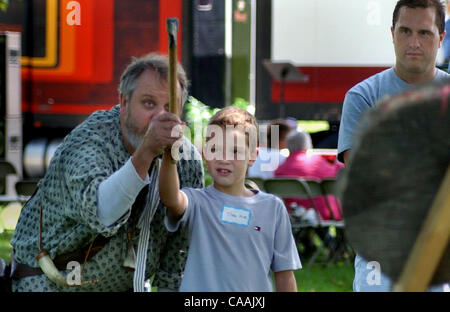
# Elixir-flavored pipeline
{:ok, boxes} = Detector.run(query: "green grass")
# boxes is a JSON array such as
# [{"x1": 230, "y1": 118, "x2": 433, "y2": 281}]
[
  {"x1": 0, "y1": 206, "x2": 354, "y2": 292},
  {"x1": 297, "y1": 120, "x2": 330, "y2": 133},
  {"x1": 0, "y1": 230, "x2": 13, "y2": 261},
  {"x1": 294, "y1": 262, "x2": 353, "y2": 292},
  {"x1": 0, "y1": 203, "x2": 20, "y2": 262}
]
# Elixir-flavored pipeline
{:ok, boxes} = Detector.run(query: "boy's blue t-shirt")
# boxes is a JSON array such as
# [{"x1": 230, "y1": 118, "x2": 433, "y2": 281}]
[
  {"x1": 337, "y1": 67, "x2": 450, "y2": 162},
  {"x1": 165, "y1": 185, "x2": 302, "y2": 292}
]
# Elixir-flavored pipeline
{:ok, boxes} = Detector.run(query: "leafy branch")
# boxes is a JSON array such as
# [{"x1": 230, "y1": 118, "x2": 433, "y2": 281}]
[{"x1": 0, "y1": 0, "x2": 8, "y2": 12}]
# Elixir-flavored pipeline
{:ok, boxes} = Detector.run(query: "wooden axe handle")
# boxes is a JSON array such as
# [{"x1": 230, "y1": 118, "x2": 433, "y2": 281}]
[
  {"x1": 166, "y1": 18, "x2": 179, "y2": 164},
  {"x1": 393, "y1": 165, "x2": 450, "y2": 291},
  {"x1": 167, "y1": 18, "x2": 178, "y2": 115}
]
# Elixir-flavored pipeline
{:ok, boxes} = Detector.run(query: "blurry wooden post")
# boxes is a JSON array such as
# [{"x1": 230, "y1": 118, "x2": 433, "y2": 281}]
[
  {"x1": 393, "y1": 166, "x2": 450, "y2": 292},
  {"x1": 166, "y1": 18, "x2": 178, "y2": 163}
]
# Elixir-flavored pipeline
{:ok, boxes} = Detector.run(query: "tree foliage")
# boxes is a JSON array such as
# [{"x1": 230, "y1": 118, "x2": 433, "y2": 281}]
[{"x1": 0, "y1": 0, "x2": 8, "y2": 12}]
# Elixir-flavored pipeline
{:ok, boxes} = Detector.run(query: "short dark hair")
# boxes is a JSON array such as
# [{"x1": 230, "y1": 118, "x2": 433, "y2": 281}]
[
  {"x1": 267, "y1": 120, "x2": 291, "y2": 147},
  {"x1": 392, "y1": 0, "x2": 446, "y2": 34}
]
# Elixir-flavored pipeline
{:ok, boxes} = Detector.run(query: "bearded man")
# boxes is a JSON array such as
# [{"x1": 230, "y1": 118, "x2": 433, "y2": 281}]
[{"x1": 10, "y1": 53, "x2": 204, "y2": 292}]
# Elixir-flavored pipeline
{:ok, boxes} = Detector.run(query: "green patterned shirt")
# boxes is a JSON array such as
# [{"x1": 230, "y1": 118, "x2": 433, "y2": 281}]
[{"x1": 11, "y1": 105, "x2": 204, "y2": 291}]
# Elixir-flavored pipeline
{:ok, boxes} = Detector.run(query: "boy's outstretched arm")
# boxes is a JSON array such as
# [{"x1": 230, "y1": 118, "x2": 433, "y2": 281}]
[
  {"x1": 159, "y1": 151, "x2": 188, "y2": 219},
  {"x1": 274, "y1": 270, "x2": 297, "y2": 292}
]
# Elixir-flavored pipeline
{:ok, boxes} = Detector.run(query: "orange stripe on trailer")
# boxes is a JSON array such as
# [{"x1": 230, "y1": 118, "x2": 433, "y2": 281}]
[
  {"x1": 21, "y1": 0, "x2": 58, "y2": 68},
  {"x1": 21, "y1": 0, "x2": 114, "y2": 83}
]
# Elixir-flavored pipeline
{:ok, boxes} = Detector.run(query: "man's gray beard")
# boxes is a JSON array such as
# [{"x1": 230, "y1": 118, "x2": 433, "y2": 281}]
[{"x1": 123, "y1": 114, "x2": 143, "y2": 151}]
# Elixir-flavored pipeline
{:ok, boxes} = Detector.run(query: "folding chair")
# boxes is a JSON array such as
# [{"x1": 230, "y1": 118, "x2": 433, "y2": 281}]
[
  {"x1": 302, "y1": 178, "x2": 348, "y2": 265},
  {"x1": 246, "y1": 177, "x2": 265, "y2": 191},
  {"x1": 264, "y1": 177, "x2": 352, "y2": 266},
  {"x1": 15, "y1": 180, "x2": 38, "y2": 197},
  {"x1": 263, "y1": 177, "x2": 326, "y2": 223},
  {"x1": 271, "y1": 178, "x2": 343, "y2": 226},
  {"x1": 245, "y1": 179, "x2": 260, "y2": 191},
  {"x1": 319, "y1": 178, "x2": 353, "y2": 265},
  {"x1": 0, "y1": 160, "x2": 20, "y2": 204},
  {"x1": 0, "y1": 160, "x2": 16, "y2": 176},
  {"x1": 320, "y1": 178, "x2": 339, "y2": 196},
  {"x1": 263, "y1": 178, "x2": 329, "y2": 266},
  {"x1": 318, "y1": 179, "x2": 344, "y2": 226}
]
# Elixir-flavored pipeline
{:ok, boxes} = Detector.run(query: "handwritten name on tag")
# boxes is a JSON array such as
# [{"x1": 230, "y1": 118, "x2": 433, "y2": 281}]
[{"x1": 220, "y1": 206, "x2": 251, "y2": 227}]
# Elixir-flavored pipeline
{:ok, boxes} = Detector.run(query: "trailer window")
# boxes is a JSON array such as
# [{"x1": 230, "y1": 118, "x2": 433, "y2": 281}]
[{"x1": 0, "y1": 0, "x2": 58, "y2": 68}]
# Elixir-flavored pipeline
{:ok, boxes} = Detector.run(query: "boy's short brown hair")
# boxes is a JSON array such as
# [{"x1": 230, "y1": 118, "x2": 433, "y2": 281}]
[{"x1": 207, "y1": 106, "x2": 258, "y2": 152}]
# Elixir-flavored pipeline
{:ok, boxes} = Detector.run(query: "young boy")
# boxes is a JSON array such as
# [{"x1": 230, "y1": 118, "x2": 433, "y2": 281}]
[{"x1": 159, "y1": 106, "x2": 301, "y2": 292}]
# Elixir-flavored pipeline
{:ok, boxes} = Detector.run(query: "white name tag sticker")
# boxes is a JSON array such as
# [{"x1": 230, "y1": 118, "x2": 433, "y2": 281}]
[{"x1": 220, "y1": 206, "x2": 251, "y2": 227}]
